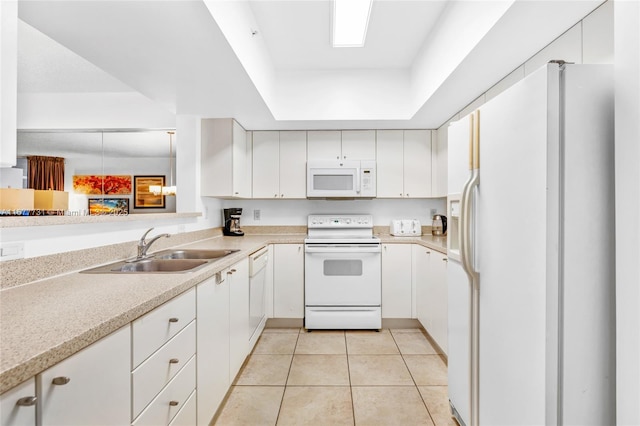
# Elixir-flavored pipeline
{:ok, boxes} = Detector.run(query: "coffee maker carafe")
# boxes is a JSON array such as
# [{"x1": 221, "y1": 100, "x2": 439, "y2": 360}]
[{"x1": 223, "y1": 208, "x2": 244, "y2": 236}]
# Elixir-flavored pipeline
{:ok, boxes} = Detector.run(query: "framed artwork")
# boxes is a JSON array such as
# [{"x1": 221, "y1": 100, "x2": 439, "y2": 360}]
[
  {"x1": 134, "y1": 175, "x2": 166, "y2": 209},
  {"x1": 88, "y1": 198, "x2": 129, "y2": 215},
  {"x1": 73, "y1": 175, "x2": 132, "y2": 195}
]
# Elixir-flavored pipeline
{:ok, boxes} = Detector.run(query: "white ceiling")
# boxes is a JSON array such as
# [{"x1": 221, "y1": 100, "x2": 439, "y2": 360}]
[{"x1": 17, "y1": 0, "x2": 603, "y2": 130}]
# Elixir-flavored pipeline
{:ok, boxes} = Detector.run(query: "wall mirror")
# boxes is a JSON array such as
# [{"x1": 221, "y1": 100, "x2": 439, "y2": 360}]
[{"x1": 14, "y1": 129, "x2": 177, "y2": 215}]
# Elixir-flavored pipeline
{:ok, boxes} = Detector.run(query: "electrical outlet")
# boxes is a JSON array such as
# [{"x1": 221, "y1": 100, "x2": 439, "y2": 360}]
[
  {"x1": 430, "y1": 208, "x2": 437, "y2": 217},
  {"x1": 254, "y1": 209, "x2": 261, "y2": 220}
]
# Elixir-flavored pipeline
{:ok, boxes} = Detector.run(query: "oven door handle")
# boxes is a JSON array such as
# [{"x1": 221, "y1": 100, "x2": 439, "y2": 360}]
[{"x1": 305, "y1": 246, "x2": 382, "y2": 254}]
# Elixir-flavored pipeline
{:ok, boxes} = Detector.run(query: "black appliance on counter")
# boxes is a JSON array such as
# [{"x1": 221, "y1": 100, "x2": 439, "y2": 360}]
[{"x1": 223, "y1": 208, "x2": 244, "y2": 236}]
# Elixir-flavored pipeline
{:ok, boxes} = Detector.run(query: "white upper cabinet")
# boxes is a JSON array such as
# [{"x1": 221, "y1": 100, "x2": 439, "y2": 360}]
[
  {"x1": 201, "y1": 118, "x2": 251, "y2": 198},
  {"x1": 252, "y1": 131, "x2": 307, "y2": 199},
  {"x1": 403, "y1": 130, "x2": 432, "y2": 198},
  {"x1": 432, "y1": 127, "x2": 448, "y2": 198},
  {"x1": 376, "y1": 130, "x2": 404, "y2": 197},
  {"x1": 376, "y1": 130, "x2": 432, "y2": 198},
  {"x1": 307, "y1": 130, "x2": 375, "y2": 161},
  {"x1": 340, "y1": 130, "x2": 376, "y2": 160}
]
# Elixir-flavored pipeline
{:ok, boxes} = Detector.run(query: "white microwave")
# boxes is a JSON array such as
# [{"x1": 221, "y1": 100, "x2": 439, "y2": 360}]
[{"x1": 306, "y1": 160, "x2": 376, "y2": 198}]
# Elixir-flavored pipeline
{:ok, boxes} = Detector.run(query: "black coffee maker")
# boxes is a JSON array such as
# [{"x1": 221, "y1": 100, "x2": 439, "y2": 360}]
[{"x1": 223, "y1": 208, "x2": 244, "y2": 236}]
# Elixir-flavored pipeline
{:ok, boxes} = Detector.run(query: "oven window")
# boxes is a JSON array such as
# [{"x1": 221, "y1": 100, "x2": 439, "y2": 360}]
[
  {"x1": 314, "y1": 174, "x2": 353, "y2": 190},
  {"x1": 323, "y1": 259, "x2": 363, "y2": 276}
]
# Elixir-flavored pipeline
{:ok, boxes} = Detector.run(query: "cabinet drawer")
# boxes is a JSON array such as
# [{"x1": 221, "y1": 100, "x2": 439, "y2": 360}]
[
  {"x1": 133, "y1": 320, "x2": 196, "y2": 418},
  {"x1": 168, "y1": 390, "x2": 196, "y2": 426},
  {"x1": 132, "y1": 355, "x2": 196, "y2": 426},
  {"x1": 133, "y1": 289, "x2": 196, "y2": 367}
]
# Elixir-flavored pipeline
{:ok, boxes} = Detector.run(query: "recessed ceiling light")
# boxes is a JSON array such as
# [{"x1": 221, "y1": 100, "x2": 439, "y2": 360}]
[{"x1": 332, "y1": 0, "x2": 372, "y2": 48}]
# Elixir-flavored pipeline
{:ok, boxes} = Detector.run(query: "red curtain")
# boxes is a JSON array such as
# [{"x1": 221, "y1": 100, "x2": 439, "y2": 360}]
[{"x1": 27, "y1": 156, "x2": 65, "y2": 191}]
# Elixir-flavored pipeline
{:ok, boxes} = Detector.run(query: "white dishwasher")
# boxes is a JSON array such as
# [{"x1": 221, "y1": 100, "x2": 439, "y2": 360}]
[{"x1": 248, "y1": 247, "x2": 269, "y2": 341}]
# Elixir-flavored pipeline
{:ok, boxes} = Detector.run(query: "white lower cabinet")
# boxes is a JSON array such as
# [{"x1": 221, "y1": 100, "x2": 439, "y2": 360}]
[
  {"x1": 229, "y1": 258, "x2": 250, "y2": 381},
  {"x1": 273, "y1": 244, "x2": 304, "y2": 318},
  {"x1": 413, "y1": 246, "x2": 449, "y2": 354},
  {"x1": 131, "y1": 288, "x2": 197, "y2": 426},
  {"x1": 381, "y1": 244, "x2": 413, "y2": 318},
  {"x1": 132, "y1": 356, "x2": 196, "y2": 426},
  {"x1": 169, "y1": 390, "x2": 196, "y2": 426},
  {"x1": 196, "y1": 271, "x2": 230, "y2": 426},
  {"x1": 429, "y1": 251, "x2": 448, "y2": 354},
  {"x1": 0, "y1": 379, "x2": 36, "y2": 426},
  {"x1": 39, "y1": 325, "x2": 131, "y2": 426}
]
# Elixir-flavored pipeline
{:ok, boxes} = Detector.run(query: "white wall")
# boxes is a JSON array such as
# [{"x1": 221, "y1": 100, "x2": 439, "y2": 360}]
[
  {"x1": 221, "y1": 198, "x2": 446, "y2": 228},
  {"x1": 614, "y1": 0, "x2": 640, "y2": 423}
]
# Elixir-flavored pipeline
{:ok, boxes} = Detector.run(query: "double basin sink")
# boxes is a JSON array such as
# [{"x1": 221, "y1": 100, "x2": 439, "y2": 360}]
[{"x1": 82, "y1": 249, "x2": 240, "y2": 274}]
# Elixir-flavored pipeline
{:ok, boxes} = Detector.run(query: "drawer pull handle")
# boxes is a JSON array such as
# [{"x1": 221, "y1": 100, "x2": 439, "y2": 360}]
[
  {"x1": 169, "y1": 400, "x2": 180, "y2": 407},
  {"x1": 169, "y1": 358, "x2": 180, "y2": 364},
  {"x1": 52, "y1": 377, "x2": 70, "y2": 385},
  {"x1": 16, "y1": 396, "x2": 37, "y2": 406},
  {"x1": 169, "y1": 317, "x2": 179, "y2": 323},
  {"x1": 443, "y1": 258, "x2": 448, "y2": 262}
]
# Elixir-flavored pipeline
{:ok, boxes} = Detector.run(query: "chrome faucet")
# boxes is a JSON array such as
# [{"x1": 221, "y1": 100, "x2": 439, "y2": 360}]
[{"x1": 136, "y1": 228, "x2": 170, "y2": 260}]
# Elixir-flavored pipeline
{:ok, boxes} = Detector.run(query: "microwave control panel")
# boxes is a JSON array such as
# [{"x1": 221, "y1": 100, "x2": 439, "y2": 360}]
[{"x1": 360, "y1": 160, "x2": 377, "y2": 197}]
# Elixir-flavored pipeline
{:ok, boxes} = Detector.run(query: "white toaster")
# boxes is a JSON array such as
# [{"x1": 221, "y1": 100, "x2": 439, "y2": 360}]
[{"x1": 390, "y1": 219, "x2": 422, "y2": 236}]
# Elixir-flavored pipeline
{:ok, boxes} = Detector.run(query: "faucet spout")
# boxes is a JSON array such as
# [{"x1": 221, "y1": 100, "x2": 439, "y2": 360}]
[{"x1": 136, "y1": 227, "x2": 170, "y2": 260}]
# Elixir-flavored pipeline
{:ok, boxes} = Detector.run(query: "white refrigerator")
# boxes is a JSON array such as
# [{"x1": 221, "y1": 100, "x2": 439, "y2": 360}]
[{"x1": 447, "y1": 63, "x2": 615, "y2": 426}]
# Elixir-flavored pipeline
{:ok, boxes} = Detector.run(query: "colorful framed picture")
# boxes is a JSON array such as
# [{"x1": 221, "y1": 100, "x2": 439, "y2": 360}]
[
  {"x1": 88, "y1": 198, "x2": 129, "y2": 216},
  {"x1": 134, "y1": 175, "x2": 166, "y2": 209},
  {"x1": 73, "y1": 175, "x2": 132, "y2": 195}
]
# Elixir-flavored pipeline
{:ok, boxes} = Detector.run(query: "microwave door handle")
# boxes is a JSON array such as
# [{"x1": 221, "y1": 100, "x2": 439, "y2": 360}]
[{"x1": 356, "y1": 168, "x2": 361, "y2": 194}]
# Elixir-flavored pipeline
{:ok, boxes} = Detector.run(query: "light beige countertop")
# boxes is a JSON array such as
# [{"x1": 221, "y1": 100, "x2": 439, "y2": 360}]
[
  {"x1": 0, "y1": 231, "x2": 446, "y2": 394},
  {"x1": 0, "y1": 234, "x2": 303, "y2": 393}
]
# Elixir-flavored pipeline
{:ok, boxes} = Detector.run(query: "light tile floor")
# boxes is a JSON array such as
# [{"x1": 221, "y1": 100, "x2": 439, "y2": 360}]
[{"x1": 213, "y1": 328, "x2": 457, "y2": 426}]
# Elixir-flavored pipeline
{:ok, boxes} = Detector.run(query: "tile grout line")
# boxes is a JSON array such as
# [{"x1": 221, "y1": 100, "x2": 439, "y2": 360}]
[
  {"x1": 345, "y1": 330, "x2": 356, "y2": 426},
  {"x1": 273, "y1": 328, "x2": 302, "y2": 426},
  {"x1": 390, "y1": 330, "x2": 439, "y2": 426}
]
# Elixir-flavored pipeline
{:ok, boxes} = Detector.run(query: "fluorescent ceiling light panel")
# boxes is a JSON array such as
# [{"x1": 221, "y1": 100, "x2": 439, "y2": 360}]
[{"x1": 333, "y1": 0, "x2": 372, "y2": 47}]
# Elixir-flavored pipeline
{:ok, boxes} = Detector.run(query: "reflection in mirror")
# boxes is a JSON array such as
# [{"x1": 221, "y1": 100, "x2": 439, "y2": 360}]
[{"x1": 13, "y1": 129, "x2": 177, "y2": 214}]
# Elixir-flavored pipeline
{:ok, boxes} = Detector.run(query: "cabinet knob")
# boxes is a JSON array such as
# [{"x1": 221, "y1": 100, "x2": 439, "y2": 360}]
[
  {"x1": 234, "y1": 192, "x2": 239, "y2": 195},
  {"x1": 426, "y1": 251, "x2": 431, "y2": 254},
  {"x1": 16, "y1": 396, "x2": 37, "y2": 406},
  {"x1": 280, "y1": 194, "x2": 284, "y2": 197},
  {"x1": 169, "y1": 358, "x2": 180, "y2": 364},
  {"x1": 169, "y1": 401, "x2": 180, "y2": 407},
  {"x1": 336, "y1": 156, "x2": 340, "y2": 159},
  {"x1": 443, "y1": 258, "x2": 448, "y2": 262},
  {"x1": 406, "y1": 193, "x2": 410, "y2": 197},
  {"x1": 274, "y1": 194, "x2": 278, "y2": 197},
  {"x1": 169, "y1": 317, "x2": 179, "y2": 323},
  {"x1": 52, "y1": 377, "x2": 70, "y2": 386},
  {"x1": 400, "y1": 193, "x2": 403, "y2": 196}
]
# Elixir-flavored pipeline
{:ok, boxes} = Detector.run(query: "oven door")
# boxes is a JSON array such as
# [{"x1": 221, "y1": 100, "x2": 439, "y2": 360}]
[{"x1": 304, "y1": 243, "x2": 381, "y2": 306}]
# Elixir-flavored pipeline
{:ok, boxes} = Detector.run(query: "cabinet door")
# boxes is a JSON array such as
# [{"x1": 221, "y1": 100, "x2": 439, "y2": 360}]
[
  {"x1": 341, "y1": 130, "x2": 376, "y2": 160},
  {"x1": 273, "y1": 244, "x2": 304, "y2": 318},
  {"x1": 307, "y1": 131, "x2": 341, "y2": 161},
  {"x1": 232, "y1": 120, "x2": 251, "y2": 198},
  {"x1": 431, "y1": 252, "x2": 448, "y2": 354},
  {"x1": 229, "y1": 258, "x2": 250, "y2": 380},
  {"x1": 403, "y1": 130, "x2": 432, "y2": 198},
  {"x1": 381, "y1": 244, "x2": 413, "y2": 318},
  {"x1": 0, "y1": 379, "x2": 36, "y2": 426},
  {"x1": 252, "y1": 131, "x2": 280, "y2": 198},
  {"x1": 376, "y1": 130, "x2": 404, "y2": 198},
  {"x1": 39, "y1": 325, "x2": 131, "y2": 426},
  {"x1": 279, "y1": 131, "x2": 307, "y2": 198},
  {"x1": 196, "y1": 272, "x2": 230, "y2": 426},
  {"x1": 432, "y1": 126, "x2": 448, "y2": 197},
  {"x1": 413, "y1": 245, "x2": 432, "y2": 327}
]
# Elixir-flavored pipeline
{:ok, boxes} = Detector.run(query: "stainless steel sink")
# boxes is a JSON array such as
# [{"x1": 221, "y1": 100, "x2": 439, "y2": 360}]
[
  {"x1": 155, "y1": 249, "x2": 240, "y2": 260},
  {"x1": 116, "y1": 259, "x2": 208, "y2": 272},
  {"x1": 81, "y1": 248, "x2": 240, "y2": 274}
]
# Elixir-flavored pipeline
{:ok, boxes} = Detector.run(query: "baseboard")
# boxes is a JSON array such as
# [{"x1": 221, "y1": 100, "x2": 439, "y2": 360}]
[{"x1": 265, "y1": 318, "x2": 304, "y2": 328}]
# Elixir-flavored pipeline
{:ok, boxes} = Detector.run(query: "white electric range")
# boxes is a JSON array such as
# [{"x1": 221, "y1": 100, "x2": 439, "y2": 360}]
[{"x1": 304, "y1": 214, "x2": 382, "y2": 330}]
